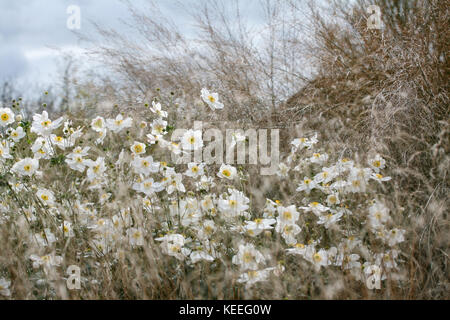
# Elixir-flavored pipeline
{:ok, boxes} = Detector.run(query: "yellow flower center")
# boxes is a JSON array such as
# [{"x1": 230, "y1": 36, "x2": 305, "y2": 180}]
[
  {"x1": 208, "y1": 95, "x2": 215, "y2": 103},
  {"x1": 41, "y1": 120, "x2": 51, "y2": 127},
  {"x1": 24, "y1": 164, "x2": 31, "y2": 171},
  {"x1": 222, "y1": 169, "x2": 231, "y2": 177},
  {"x1": 1, "y1": 113, "x2": 9, "y2": 121},
  {"x1": 133, "y1": 231, "x2": 141, "y2": 239},
  {"x1": 144, "y1": 182, "x2": 153, "y2": 188},
  {"x1": 41, "y1": 194, "x2": 49, "y2": 201},
  {"x1": 283, "y1": 211, "x2": 292, "y2": 220},
  {"x1": 134, "y1": 144, "x2": 144, "y2": 153},
  {"x1": 204, "y1": 226, "x2": 213, "y2": 234},
  {"x1": 313, "y1": 253, "x2": 322, "y2": 263},
  {"x1": 243, "y1": 252, "x2": 254, "y2": 263},
  {"x1": 94, "y1": 119, "x2": 103, "y2": 127}
]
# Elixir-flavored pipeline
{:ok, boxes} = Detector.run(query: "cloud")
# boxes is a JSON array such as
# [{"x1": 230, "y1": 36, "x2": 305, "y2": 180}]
[
  {"x1": 0, "y1": 46, "x2": 29, "y2": 81},
  {"x1": 0, "y1": 0, "x2": 265, "y2": 91}
]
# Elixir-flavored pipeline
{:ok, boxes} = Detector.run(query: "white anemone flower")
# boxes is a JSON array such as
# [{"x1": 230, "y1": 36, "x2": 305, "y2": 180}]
[
  {"x1": 131, "y1": 155, "x2": 160, "y2": 176},
  {"x1": 317, "y1": 211, "x2": 344, "y2": 229},
  {"x1": 201, "y1": 88, "x2": 224, "y2": 110},
  {"x1": 150, "y1": 101, "x2": 168, "y2": 118},
  {"x1": 36, "y1": 188, "x2": 56, "y2": 206},
  {"x1": 0, "y1": 141, "x2": 13, "y2": 160},
  {"x1": 9, "y1": 126, "x2": 26, "y2": 142},
  {"x1": 29, "y1": 253, "x2": 63, "y2": 274},
  {"x1": 368, "y1": 202, "x2": 390, "y2": 229},
  {"x1": 300, "y1": 202, "x2": 330, "y2": 217},
  {"x1": 276, "y1": 205, "x2": 300, "y2": 224},
  {"x1": 217, "y1": 164, "x2": 237, "y2": 180},
  {"x1": 296, "y1": 177, "x2": 317, "y2": 194},
  {"x1": 232, "y1": 243, "x2": 266, "y2": 271},
  {"x1": 307, "y1": 248, "x2": 329, "y2": 271},
  {"x1": 276, "y1": 222, "x2": 302, "y2": 245},
  {"x1": 244, "y1": 218, "x2": 276, "y2": 236},
  {"x1": 310, "y1": 152, "x2": 329, "y2": 164},
  {"x1": 181, "y1": 129, "x2": 203, "y2": 151},
  {"x1": 370, "y1": 173, "x2": 392, "y2": 183},
  {"x1": 132, "y1": 178, "x2": 164, "y2": 196},
  {"x1": 0, "y1": 107, "x2": 15, "y2": 127},
  {"x1": 150, "y1": 118, "x2": 167, "y2": 136},
  {"x1": 130, "y1": 141, "x2": 146, "y2": 155},
  {"x1": 11, "y1": 158, "x2": 39, "y2": 176},
  {"x1": 31, "y1": 137, "x2": 53, "y2": 159},
  {"x1": 30, "y1": 111, "x2": 63, "y2": 137},
  {"x1": 0, "y1": 278, "x2": 11, "y2": 296},
  {"x1": 368, "y1": 154, "x2": 386, "y2": 173},
  {"x1": 184, "y1": 162, "x2": 205, "y2": 178},
  {"x1": 190, "y1": 249, "x2": 215, "y2": 264},
  {"x1": 106, "y1": 114, "x2": 132, "y2": 133},
  {"x1": 127, "y1": 227, "x2": 145, "y2": 246},
  {"x1": 85, "y1": 157, "x2": 107, "y2": 182},
  {"x1": 91, "y1": 116, "x2": 106, "y2": 132}
]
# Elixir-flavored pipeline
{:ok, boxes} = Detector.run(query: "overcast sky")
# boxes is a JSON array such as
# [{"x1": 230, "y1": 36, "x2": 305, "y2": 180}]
[{"x1": 0, "y1": 0, "x2": 267, "y2": 96}]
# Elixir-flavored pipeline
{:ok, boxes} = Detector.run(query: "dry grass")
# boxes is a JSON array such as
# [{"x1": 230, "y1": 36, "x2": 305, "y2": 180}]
[{"x1": 0, "y1": 0, "x2": 448, "y2": 299}]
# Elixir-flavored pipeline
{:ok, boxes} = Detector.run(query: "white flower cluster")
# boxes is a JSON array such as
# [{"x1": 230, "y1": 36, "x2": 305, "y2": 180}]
[{"x1": 0, "y1": 89, "x2": 405, "y2": 297}]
